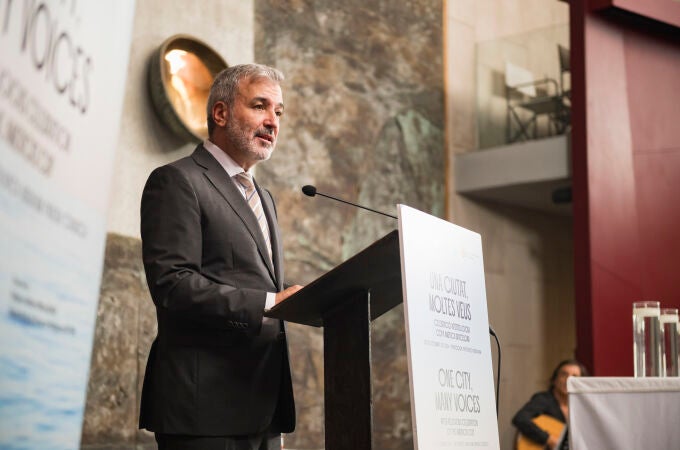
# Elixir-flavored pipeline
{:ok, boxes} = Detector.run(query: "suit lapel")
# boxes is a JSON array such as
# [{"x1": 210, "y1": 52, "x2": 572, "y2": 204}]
[
  {"x1": 256, "y1": 182, "x2": 284, "y2": 291},
  {"x1": 192, "y1": 146, "x2": 277, "y2": 284}
]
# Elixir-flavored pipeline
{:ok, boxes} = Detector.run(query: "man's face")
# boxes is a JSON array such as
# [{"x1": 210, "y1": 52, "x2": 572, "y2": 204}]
[{"x1": 224, "y1": 77, "x2": 283, "y2": 167}]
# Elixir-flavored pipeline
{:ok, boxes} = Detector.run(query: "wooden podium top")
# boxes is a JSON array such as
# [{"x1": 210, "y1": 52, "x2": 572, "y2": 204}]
[{"x1": 265, "y1": 230, "x2": 402, "y2": 327}]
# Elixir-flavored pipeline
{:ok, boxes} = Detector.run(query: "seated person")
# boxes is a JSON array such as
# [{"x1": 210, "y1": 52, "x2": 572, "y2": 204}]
[{"x1": 512, "y1": 359, "x2": 588, "y2": 450}]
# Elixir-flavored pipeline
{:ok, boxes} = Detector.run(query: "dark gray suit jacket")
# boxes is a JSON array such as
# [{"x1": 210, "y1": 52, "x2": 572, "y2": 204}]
[{"x1": 139, "y1": 145, "x2": 295, "y2": 436}]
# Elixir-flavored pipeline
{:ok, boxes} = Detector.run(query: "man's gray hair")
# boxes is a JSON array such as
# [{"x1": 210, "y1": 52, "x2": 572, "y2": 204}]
[{"x1": 206, "y1": 63, "x2": 284, "y2": 136}]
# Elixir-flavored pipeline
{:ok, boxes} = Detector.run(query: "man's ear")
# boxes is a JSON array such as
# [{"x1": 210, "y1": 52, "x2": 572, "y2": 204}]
[{"x1": 212, "y1": 101, "x2": 229, "y2": 127}]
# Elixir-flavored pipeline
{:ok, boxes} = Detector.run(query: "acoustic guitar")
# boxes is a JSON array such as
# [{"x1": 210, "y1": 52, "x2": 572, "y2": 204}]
[{"x1": 515, "y1": 414, "x2": 566, "y2": 450}]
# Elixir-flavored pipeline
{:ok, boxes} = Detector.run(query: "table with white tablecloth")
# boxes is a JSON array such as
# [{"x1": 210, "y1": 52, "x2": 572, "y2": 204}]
[{"x1": 567, "y1": 377, "x2": 680, "y2": 450}]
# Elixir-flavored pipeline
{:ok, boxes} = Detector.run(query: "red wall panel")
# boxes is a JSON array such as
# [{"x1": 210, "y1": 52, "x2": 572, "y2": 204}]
[
  {"x1": 634, "y1": 153, "x2": 680, "y2": 304},
  {"x1": 591, "y1": 263, "x2": 641, "y2": 374},
  {"x1": 624, "y1": 28, "x2": 680, "y2": 153},
  {"x1": 583, "y1": 15, "x2": 643, "y2": 375},
  {"x1": 590, "y1": 0, "x2": 680, "y2": 29},
  {"x1": 573, "y1": 5, "x2": 680, "y2": 375},
  {"x1": 625, "y1": 22, "x2": 680, "y2": 307}
]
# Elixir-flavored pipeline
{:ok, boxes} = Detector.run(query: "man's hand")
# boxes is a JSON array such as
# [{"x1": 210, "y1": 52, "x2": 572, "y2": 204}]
[{"x1": 275, "y1": 285, "x2": 304, "y2": 304}]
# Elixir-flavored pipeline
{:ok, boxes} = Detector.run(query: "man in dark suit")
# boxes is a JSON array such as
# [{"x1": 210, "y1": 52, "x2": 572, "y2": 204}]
[{"x1": 139, "y1": 64, "x2": 302, "y2": 450}]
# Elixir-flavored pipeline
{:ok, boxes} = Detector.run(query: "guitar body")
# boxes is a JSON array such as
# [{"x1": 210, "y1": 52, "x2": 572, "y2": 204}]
[{"x1": 515, "y1": 414, "x2": 566, "y2": 450}]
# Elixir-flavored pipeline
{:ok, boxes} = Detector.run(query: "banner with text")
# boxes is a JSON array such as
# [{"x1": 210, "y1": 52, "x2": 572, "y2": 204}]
[
  {"x1": 398, "y1": 205, "x2": 500, "y2": 449},
  {"x1": 0, "y1": 1, "x2": 135, "y2": 447}
]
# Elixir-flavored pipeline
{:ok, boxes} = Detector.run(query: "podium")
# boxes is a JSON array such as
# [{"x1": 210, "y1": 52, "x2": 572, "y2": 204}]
[{"x1": 266, "y1": 230, "x2": 402, "y2": 450}]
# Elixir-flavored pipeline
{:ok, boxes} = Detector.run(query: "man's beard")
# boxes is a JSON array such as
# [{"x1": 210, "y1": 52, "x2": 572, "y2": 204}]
[{"x1": 225, "y1": 120, "x2": 274, "y2": 162}]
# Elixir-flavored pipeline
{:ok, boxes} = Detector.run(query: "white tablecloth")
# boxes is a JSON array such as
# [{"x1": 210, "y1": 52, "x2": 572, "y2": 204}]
[{"x1": 567, "y1": 377, "x2": 680, "y2": 450}]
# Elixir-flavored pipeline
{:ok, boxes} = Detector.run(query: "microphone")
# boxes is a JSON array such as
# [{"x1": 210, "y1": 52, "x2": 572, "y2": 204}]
[{"x1": 301, "y1": 185, "x2": 397, "y2": 219}]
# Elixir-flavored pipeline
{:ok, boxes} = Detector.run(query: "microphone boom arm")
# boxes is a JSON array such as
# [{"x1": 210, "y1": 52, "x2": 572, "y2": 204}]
[{"x1": 314, "y1": 192, "x2": 397, "y2": 219}]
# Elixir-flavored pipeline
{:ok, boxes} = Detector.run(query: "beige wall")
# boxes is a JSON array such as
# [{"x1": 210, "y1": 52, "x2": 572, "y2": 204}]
[
  {"x1": 446, "y1": 1, "x2": 575, "y2": 449},
  {"x1": 106, "y1": 0, "x2": 255, "y2": 238}
]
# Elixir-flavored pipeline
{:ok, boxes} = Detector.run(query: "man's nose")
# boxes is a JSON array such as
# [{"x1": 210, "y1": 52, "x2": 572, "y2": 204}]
[{"x1": 263, "y1": 110, "x2": 279, "y2": 129}]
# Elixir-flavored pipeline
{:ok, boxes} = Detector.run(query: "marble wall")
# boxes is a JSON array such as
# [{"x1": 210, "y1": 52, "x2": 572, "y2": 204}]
[
  {"x1": 80, "y1": 234, "x2": 156, "y2": 449},
  {"x1": 253, "y1": 1, "x2": 444, "y2": 448}
]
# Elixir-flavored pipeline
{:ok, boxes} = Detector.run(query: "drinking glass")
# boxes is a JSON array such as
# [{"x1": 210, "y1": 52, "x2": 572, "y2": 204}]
[
  {"x1": 633, "y1": 301, "x2": 663, "y2": 377},
  {"x1": 661, "y1": 308, "x2": 679, "y2": 377}
]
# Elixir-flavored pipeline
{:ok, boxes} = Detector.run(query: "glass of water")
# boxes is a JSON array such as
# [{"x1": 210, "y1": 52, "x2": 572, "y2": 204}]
[
  {"x1": 633, "y1": 301, "x2": 663, "y2": 377},
  {"x1": 661, "y1": 308, "x2": 679, "y2": 377}
]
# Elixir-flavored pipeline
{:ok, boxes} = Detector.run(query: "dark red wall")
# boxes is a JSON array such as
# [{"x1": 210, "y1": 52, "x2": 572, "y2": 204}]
[
  {"x1": 571, "y1": 2, "x2": 680, "y2": 375},
  {"x1": 590, "y1": 0, "x2": 680, "y2": 29}
]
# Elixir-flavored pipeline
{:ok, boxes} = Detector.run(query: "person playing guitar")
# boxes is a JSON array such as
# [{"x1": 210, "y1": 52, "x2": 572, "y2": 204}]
[{"x1": 513, "y1": 359, "x2": 589, "y2": 450}]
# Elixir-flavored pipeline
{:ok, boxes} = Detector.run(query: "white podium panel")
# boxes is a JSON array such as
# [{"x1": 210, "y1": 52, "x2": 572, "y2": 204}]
[
  {"x1": 568, "y1": 377, "x2": 680, "y2": 450},
  {"x1": 398, "y1": 205, "x2": 500, "y2": 450}
]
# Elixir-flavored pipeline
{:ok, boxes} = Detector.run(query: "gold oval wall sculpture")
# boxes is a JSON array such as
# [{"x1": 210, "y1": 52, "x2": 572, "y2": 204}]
[{"x1": 148, "y1": 35, "x2": 227, "y2": 143}]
